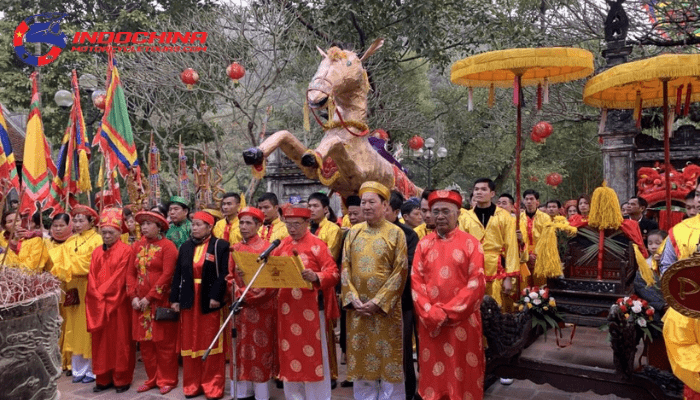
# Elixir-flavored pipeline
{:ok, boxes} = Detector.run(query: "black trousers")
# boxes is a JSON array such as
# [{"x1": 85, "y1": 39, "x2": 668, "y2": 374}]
[{"x1": 403, "y1": 308, "x2": 417, "y2": 400}]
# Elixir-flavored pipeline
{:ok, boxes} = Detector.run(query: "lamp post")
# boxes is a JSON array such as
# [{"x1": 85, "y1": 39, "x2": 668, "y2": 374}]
[{"x1": 410, "y1": 137, "x2": 447, "y2": 189}]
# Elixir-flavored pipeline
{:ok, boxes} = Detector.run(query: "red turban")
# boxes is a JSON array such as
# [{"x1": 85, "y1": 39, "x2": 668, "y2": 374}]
[
  {"x1": 238, "y1": 206, "x2": 264, "y2": 223},
  {"x1": 428, "y1": 190, "x2": 463, "y2": 208},
  {"x1": 283, "y1": 206, "x2": 311, "y2": 219},
  {"x1": 193, "y1": 211, "x2": 215, "y2": 226},
  {"x1": 99, "y1": 208, "x2": 125, "y2": 232}
]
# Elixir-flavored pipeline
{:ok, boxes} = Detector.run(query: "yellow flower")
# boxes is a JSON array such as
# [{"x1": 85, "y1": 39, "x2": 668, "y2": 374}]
[
  {"x1": 543, "y1": 306, "x2": 549, "y2": 311},
  {"x1": 549, "y1": 299, "x2": 556, "y2": 307},
  {"x1": 527, "y1": 303, "x2": 533, "y2": 309},
  {"x1": 519, "y1": 305, "x2": 524, "y2": 311},
  {"x1": 624, "y1": 313, "x2": 629, "y2": 319}
]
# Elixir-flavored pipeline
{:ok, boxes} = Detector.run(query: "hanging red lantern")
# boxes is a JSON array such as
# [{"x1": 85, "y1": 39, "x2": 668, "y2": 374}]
[
  {"x1": 546, "y1": 172, "x2": 563, "y2": 188},
  {"x1": 531, "y1": 121, "x2": 553, "y2": 143},
  {"x1": 180, "y1": 68, "x2": 199, "y2": 90},
  {"x1": 226, "y1": 62, "x2": 245, "y2": 83},
  {"x1": 408, "y1": 135, "x2": 424, "y2": 150},
  {"x1": 93, "y1": 94, "x2": 106, "y2": 110}
]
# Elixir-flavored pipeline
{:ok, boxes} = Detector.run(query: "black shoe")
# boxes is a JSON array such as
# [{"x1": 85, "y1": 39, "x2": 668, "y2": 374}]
[
  {"x1": 65, "y1": 370, "x2": 72, "y2": 377},
  {"x1": 115, "y1": 384, "x2": 130, "y2": 393},
  {"x1": 275, "y1": 379, "x2": 283, "y2": 389},
  {"x1": 93, "y1": 383, "x2": 114, "y2": 392},
  {"x1": 340, "y1": 380, "x2": 353, "y2": 387},
  {"x1": 331, "y1": 380, "x2": 337, "y2": 390}
]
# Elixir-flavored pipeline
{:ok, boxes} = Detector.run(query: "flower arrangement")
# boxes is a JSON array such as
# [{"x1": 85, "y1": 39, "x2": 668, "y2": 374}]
[
  {"x1": 517, "y1": 285, "x2": 564, "y2": 336},
  {"x1": 612, "y1": 295, "x2": 662, "y2": 341}
]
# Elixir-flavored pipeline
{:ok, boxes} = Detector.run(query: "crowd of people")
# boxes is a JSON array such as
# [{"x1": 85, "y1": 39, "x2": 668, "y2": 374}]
[{"x1": 2, "y1": 176, "x2": 699, "y2": 400}]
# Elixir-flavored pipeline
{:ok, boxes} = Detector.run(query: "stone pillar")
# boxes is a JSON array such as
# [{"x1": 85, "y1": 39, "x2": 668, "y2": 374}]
[{"x1": 599, "y1": 0, "x2": 636, "y2": 202}]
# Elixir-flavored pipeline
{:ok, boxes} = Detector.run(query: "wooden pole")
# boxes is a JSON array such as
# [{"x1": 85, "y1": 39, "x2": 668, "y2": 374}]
[
  {"x1": 663, "y1": 80, "x2": 672, "y2": 229},
  {"x1": 515, "y1": 74, "x2": 523, "y2": 228}
]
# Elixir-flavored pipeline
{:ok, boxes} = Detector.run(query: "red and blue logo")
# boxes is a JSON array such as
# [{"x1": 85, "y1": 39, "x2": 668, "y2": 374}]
[{"x1": 13, "y1": 12, "x2": 68, "y2": 67}]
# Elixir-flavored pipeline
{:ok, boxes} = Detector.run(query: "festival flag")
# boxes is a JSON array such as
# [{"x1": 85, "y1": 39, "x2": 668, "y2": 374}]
[
  {"x1": 0, "y1": 106, "x2": 20, "y2": 192},
  {"x1": 148, "y1": 132, "x2": 161, "y2": 207},
  {"x1": 46, "y1": 70, "x2": 93, "y2": 215},
  {"x1": 44, "y1": 125, "x2": 70, "y2": 215},
  {"x1": 20, "y1": 72, "x2": 57, "y2": 216},
  {"x1": 179, "y1": 137, "x2": 189, "y2": 199},
  {"x1": 70, "y1": 70, "x2": 92, "y2": 193},
  {"x1": 93, "y1": 65, "x2": 139, "y2": 177}
]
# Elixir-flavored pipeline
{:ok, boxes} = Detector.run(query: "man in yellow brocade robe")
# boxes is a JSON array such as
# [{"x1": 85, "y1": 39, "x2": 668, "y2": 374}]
[
  {"x1": 518, "y1": 189, "x2": 551, "y2": 288},
  {"x1": 50, "y1": 206, "x2": 104, "y2": 384},
  {"x1": 660, "y1": 181, "x2": 700, "y2": 398},
  {"x1": 309, "y1": 192, "x2": 342, "y2": 260},
  {"x1": 459, "y1": 178, "x2": 519, "y2": 307},
  {"x1": 414, "y1": 190, "x2": 435, "y2": 240},
  {"x1": 341, "y1": 181, "x2": 408, "y2": 400},
  {"x1": 257, "y1": 192, "x2": 288, "y2": 242},
  {"x1": 213, "y1": 192, "x2": 244, "y2": 245}
]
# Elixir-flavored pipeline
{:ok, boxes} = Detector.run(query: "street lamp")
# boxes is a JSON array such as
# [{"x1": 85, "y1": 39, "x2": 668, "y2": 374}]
[
  {"x1": 410, "y1": 136, "x2": 447, "y2": 189},
  {"x1": 54, "y1": 90, "x2": 73, "y2": 108}
]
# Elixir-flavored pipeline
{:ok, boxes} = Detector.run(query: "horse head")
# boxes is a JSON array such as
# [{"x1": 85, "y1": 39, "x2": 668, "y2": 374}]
[{"x1": 307, "y1": 39, "x2": 383, "y2": 125}]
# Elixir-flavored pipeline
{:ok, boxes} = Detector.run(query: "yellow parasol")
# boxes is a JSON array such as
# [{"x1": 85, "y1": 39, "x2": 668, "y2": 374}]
[
  {"x1": 583, "y1": 53, "x2": 700, "y2": 229},
  {"x1": 451, "y1": 47, "x2": 594, "y2": 224}
]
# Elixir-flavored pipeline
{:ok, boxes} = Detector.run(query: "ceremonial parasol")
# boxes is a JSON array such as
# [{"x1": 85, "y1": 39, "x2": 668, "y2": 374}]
[
  {"x1": 451, "y1": 47, "x2": 594, "y2": 224},
  {"x1": 583, "y1": 54, "x2": 700, "y2": 229}
]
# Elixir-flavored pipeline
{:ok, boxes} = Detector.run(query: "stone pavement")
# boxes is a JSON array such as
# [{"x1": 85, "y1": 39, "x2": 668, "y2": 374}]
[{"x1": 56, "y1": 345, "x2": 631, "y2": 400}]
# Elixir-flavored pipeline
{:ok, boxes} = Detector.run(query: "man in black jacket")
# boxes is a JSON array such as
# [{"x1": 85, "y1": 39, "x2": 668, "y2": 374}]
[
  {"x1": 170, "y1": 211, "x2": 230, "y2": 400},
  {"x1": 628, "y1": 196, "x2": 658, "y2": 243},
  {"x1": 386, "y1": 190, "x2": 419, "y2": 400}
]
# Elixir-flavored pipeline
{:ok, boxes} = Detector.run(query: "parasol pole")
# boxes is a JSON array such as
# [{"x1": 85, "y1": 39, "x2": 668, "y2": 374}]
[
  {"x1": 515, "y1": 74, "x2": 523, "y2": 227},
  {"x1": 662, "y1": 79, "x2": 672, "y2": 229}
]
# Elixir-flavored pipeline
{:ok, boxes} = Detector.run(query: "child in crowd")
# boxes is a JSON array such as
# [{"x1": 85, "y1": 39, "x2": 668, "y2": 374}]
[{"x1": 634, "y1": 229, "x2": 668, "y2": 322}]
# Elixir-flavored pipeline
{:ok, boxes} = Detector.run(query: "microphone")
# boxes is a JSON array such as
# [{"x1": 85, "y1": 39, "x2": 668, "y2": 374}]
[{"x1": 257, "y1": 239, "x2": 281, "y2": 262}]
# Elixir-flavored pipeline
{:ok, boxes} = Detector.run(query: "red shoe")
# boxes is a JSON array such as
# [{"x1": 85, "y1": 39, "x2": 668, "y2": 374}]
[
  {"x1": 159, "y1": 385, "x2": 174, "y2": 395},
  {"x1": 137, "y1": 383, "x2": 155, "y2": 393}
]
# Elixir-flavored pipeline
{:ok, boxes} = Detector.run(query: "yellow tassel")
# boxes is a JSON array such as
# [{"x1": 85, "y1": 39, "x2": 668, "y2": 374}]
[
  {"x1": 328, "y1": 96, "x2": 336, "y2": 122},
  {"x1": 488, "y1": 84, "x2": 495, "y2": 108},
  {"x1": 239, "y1": 195, "x2": 246, "y2": 208},
  {"x1": 633, "y1": 244, "x2": 656, "y2": 287},
  {"x1": 534, "y1": 216, "x2": 576, "y2": 278},
  {"x1": 303, "y1": 96, "x2": 311, "y2": 132},
  {"x1": 588, "y1": 181, "x2": 623, "y2": 230},
  {"x1": 97, "y1": 158, "x2": 105, "y2": 189},
  {"x1": 78, "y1": 150, "x2": 92, "y2": 192}
]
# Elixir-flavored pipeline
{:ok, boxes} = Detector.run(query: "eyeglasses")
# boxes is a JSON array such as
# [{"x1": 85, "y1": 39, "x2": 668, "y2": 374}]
[{"x1": 431, "y1": 209, "x2": 453, "y2": 216}]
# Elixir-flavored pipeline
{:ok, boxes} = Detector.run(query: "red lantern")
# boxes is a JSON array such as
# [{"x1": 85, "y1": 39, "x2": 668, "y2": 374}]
[
  {"x1": 546, "y1": 172, "x2": 563, "y2": 188},
  {"x1": 180, "y1": 68, "x2": 199, "y2": 90},
  {"x1": 93, "y1": 94, "x2": 106, "y2": 110},
  {"x1": 227, "y1": 62, "x2": 245, "y2": 83},
  {"x1": 408, "y1": 135, "x2": 424, "y2": 150},
  {"x1": 531, "y1": 121, "x2": 553, "y2": 143}
]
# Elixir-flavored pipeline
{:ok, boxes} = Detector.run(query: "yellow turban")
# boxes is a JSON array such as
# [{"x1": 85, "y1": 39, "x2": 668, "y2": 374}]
[{"x1": 359, "y1": 181, "x2": 390, "y2": 201}]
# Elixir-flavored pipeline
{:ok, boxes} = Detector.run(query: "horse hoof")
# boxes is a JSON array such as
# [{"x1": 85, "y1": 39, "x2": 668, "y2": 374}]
[
  {"x1": 243, "y1": 148, "x2": 263, "y2": 165},
  {"x1": 301, "y1": 153, "x2": 317, "y2": 167}
]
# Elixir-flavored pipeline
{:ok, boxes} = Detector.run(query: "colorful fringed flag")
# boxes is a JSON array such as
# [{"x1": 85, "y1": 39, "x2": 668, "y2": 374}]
[
  {"x1": 148, "y1": 132, "x2": 161, "y2": 207},
  {"x1": 178, "y1": 138, "x2": 189, "y2": 199},
  {"x1": 70, "y1": 70, "x2": 92, "y2": 193},
  {"x1": 93, "y1": 65, "x2": 139, "y2": 177},
  {"x1": 0, "y1": 106, "x2": 20, "y2": 192},
  {"x1": 47, "y1": 70, "x2": 93, "y2": 214},
  {"x1": 45, "y1": 125, "x2": 69, "y2": 215},
  {"x1": 20, "y1": 72, "x2": 57, "y2": 216}
]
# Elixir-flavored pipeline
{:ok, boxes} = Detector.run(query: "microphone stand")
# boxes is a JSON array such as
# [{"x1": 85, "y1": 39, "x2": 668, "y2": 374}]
[{"x1": 202, "y1": 256, "x2": 270, "y2": 400}]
